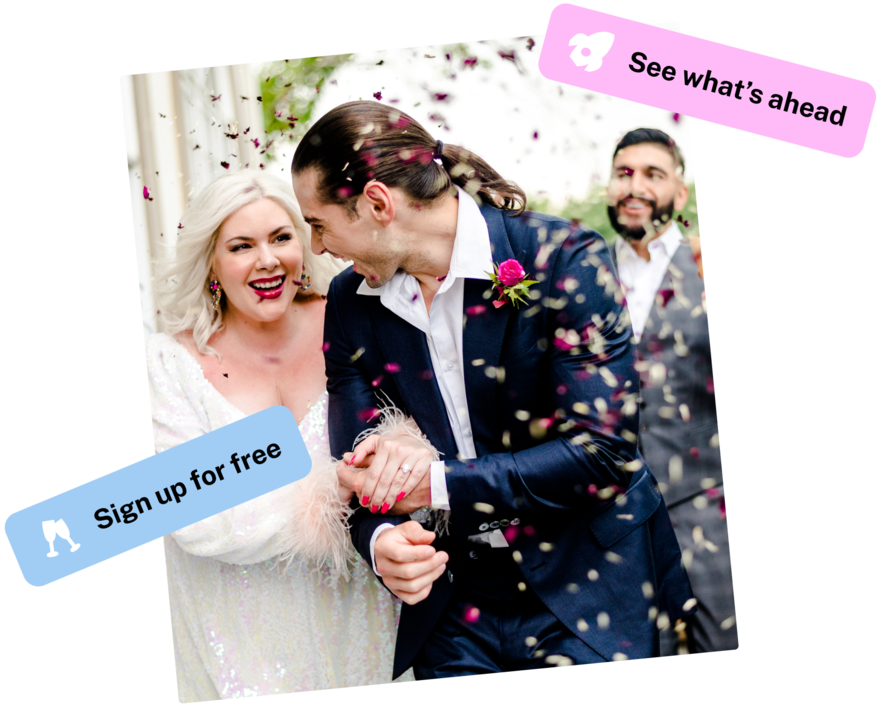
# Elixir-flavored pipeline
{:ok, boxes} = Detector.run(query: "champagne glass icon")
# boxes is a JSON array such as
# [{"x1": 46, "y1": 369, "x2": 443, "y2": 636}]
[
  {"x1": 55, "y1": 519, "x2": 80, "y2": 552},
  {"x1": 42, "y1": 520, "x2": 59, "y2": 557}
]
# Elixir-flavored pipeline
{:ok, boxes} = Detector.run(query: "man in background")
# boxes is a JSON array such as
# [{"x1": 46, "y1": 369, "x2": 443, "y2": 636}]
[{"x1": 608, "y1": 128, "x2": 737, "y2": 655}]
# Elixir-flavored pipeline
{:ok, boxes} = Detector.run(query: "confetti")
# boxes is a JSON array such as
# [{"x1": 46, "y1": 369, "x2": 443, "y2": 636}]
[{"x1": 657, "y1": 288, "x2": 675, "y2": 307}]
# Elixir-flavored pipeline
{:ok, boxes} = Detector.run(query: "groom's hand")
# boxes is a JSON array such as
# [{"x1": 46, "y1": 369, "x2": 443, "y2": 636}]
[{"x1": 374, "y1": 521, "x2": 448, "y2": 605}]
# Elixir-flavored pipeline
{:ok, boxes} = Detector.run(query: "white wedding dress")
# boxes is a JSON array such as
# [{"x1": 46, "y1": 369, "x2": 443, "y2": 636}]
[{"x1": 146, "y1": 333, "x2": 404, "y2": 702}]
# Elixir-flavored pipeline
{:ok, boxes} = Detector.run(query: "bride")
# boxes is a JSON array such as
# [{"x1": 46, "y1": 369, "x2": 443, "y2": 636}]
[{"x1": 146, "y1": 170, "x2": 412, "y2": 701}]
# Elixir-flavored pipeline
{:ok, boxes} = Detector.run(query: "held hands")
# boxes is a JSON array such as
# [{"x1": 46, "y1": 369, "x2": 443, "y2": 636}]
[
  {"x1": 336, "y1": 434, "x2": 434, "y2": 514},
  {"x1": 374, "y1": 521, "x2": 448, "y2": 605}
]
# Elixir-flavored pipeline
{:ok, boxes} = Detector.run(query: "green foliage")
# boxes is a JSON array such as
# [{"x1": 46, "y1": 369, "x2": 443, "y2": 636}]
[
  {"x1": 524, "y1": 196, "x2": 552, "y2": 215},
  {"x1": 558, "y1": 182, "x2": 699, "y2": 243},
  {"x1": 259, "y1": 55, "x2": 353, "y2": 144}
]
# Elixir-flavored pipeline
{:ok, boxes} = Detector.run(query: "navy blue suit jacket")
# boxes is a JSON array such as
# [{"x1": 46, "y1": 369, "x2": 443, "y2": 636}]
[{"x1": 324, "y1": 202, "x2": 693, "y2": 678}]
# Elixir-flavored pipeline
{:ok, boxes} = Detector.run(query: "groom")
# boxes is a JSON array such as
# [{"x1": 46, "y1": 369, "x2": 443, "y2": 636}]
[{"x1": 292, "y1": 101, "x2": 693, "y2": 679}]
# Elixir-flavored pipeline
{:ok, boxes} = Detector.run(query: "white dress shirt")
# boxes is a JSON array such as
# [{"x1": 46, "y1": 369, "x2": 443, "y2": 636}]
[
  {"x1": 357, "y1": 191, "x2": 507, "y2": 573},
  {"x1": 615, "y1": 222, "x2": 684, "y2": 342}
]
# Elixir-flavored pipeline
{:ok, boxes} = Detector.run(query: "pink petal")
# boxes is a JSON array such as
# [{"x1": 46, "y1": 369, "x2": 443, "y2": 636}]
[
  {"x1": 357, "y1": 408, "x2": 380, "y2": 422},
  {"x1": 463, "y1": 606, "x2": 480, "y2": 624}
]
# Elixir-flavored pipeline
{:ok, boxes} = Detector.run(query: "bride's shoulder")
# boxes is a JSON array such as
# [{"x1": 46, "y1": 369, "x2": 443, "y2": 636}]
[{"x1": 145, "y1": 331, "x2": 203, "y2": 378}]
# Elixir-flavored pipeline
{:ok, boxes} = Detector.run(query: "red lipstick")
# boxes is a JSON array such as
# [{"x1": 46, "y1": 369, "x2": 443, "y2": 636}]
[{"x1": 249, "y1": 274, "x2": 285, "y2": 299}]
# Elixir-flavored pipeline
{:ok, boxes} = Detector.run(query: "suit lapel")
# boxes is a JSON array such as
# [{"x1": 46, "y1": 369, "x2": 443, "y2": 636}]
[
  {"x1": 366, "y1": 300, "x2": 459, "y2": 459},
  {"x1": 461, "y1": 205, "x2": 516, "y2": 456}
]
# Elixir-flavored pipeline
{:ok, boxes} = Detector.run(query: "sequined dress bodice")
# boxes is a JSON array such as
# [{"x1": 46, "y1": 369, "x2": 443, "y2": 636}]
[{"x1": 146, "y1": 333, "x2": 403, "y2": 701}]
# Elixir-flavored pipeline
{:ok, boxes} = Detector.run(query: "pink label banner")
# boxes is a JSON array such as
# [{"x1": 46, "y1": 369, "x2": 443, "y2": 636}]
[{"x1": 539, "y1": 4, "x2": 875, "y2": 157}]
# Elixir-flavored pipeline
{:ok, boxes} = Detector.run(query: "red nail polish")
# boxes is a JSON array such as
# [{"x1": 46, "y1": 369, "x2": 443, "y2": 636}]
[
  {"x1": 371, "y1": 505, "x2": 379, "y2": 513},
  {"x1": 396, "y1": 491, "x2": 406, "y2": 502},
  {"x1": 381, "y1": 503, "x2": 390, "y2": 514},
  {"x1": 361, "y1": 496, "x2": 370, "y2": 506}
]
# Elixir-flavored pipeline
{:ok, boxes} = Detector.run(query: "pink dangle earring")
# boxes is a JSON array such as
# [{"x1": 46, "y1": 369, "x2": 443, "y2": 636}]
[
  {"x1": 209, "y1": 279, "x2": 222, "y2": 311},
  {"x1": 300, "y1": 264, "x2": 311, "y2": 290}
]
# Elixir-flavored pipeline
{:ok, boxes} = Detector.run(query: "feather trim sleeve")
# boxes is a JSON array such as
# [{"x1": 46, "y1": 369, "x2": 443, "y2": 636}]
[{"x1": 275, "y1": 456, "x2": 356, "y2": 583}]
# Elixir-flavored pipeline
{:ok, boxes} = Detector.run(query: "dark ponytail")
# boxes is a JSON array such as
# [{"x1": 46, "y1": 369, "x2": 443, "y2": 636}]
[{"x1": 292, "y1": 101, "x2": 526, "y2": 217}]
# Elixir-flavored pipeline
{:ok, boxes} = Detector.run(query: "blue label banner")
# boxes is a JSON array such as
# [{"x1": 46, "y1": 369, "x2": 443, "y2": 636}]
[{"x1": 5, "y1": 406, "x2": 311, "y2": 586}]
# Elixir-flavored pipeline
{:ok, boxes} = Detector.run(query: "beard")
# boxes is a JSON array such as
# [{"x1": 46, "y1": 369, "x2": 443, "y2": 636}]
[{"x1": 607, "y1": 197, "x2": 675, "y2": 242}]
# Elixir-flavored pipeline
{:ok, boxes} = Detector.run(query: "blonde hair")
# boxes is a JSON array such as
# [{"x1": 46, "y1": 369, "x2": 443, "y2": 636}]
[{"x1": 154, "y1": 170, "x2": 344, "y2": 356}]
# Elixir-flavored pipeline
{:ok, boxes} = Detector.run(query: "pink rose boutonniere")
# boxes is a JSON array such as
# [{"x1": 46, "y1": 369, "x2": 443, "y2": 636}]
[{"x1": 487, "y1": 259, "x2": 538, "y2": 309}]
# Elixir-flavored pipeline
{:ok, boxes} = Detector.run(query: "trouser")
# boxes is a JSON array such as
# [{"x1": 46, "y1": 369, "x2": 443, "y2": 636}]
[
  {"x1": 659, "y1": 490, "x2": 738, "y2": 655},
  {"x1": 412, "y1": 542, "x2": 604, "y2": 679}
]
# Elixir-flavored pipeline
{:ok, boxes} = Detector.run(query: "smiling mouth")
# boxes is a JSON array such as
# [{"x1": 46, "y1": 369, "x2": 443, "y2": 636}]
[{"x1": 249, "y1": 275, "x2": 285, "y2": 299}]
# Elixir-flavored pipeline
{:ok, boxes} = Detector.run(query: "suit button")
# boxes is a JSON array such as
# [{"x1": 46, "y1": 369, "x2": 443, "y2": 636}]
[
  {"x1": 447, "y1": 570, "x2": 454, "y2": 583},
  {"x1": 479, "y1": 523, "x2": 489, "y2": 532},
  {"x1": 489, "y1": 521, "x2": 500, "y2": 529},
  {"x1": 469, "y1": 550, "x2": 479, "y2": 560},
  {"x1": 511, "y1": 518, "x2": 520, "y2": 526}
]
